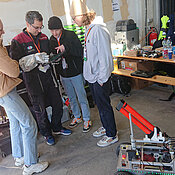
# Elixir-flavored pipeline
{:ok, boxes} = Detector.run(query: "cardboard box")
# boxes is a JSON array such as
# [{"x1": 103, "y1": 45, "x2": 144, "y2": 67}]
[
  {"x1": 131, "y1": 79, "x2": 153, "y2": 89},
  {"x1": 120, "y1": 59, "x2": 154, "y2": 89},
  {"x1": 120, "y1": 59, "x2": 153, "y2": 72}
]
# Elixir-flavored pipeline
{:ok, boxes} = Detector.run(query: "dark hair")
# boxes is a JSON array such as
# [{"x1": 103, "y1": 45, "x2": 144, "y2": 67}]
[
  {"x1": 25, "y1": 11, "x2": 43, "y2": 25},
  {"x1": 48, "y1": 16, "x2": 63, "y2": 30}
]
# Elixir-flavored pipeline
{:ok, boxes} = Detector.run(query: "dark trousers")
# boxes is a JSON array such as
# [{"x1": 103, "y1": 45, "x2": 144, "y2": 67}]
[
  {"x1": 89, "y1": 78, "x2": 117, "y2": 137},
  {"x1": 28, "y1": 76, "x2": 63, "y2": 137}
]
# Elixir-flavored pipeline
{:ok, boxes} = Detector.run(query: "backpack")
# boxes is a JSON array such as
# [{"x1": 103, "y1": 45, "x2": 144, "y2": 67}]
[{"x1": 110, "y1": 74, "x2": 131, "y2": 95}]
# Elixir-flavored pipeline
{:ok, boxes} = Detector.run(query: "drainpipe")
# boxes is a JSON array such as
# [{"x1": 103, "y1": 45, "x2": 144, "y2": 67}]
[{"x1": 145, "y1": 0, "x2": 148, "y2": 45}]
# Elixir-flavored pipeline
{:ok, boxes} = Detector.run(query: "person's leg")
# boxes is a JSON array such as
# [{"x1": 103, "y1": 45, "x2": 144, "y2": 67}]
[
  {"x1": 71, "y1": 74, "x2": 90, "y2": 121},
  {"x1": 61, "y1": 76, "x2": 81, "y2": 119},
  {"x1": 0, "y1": 105, "x2": 24, "y2": 159},
  {"x1": 45, "y1": 78, "x2": 63, "y2": 132},
  {"x1": 28, "y1": 93, "x2": 52, "y2": 137},
  {"x1": 0, "y1": 89, "x2": 38, "y2": 165},
  {"x1": 44, "y1": 76, "x2": 72, "y2": 136},
  {"x1": 89, "y1": 80, "x2": 117, "y2": 137},
  {"x1": 8, "y1": 114, "x2": 23, "y2": 158}
]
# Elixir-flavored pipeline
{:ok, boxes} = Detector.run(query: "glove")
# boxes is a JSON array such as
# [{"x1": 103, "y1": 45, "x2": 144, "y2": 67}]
[
  {"x1": 19, "y1": 54, "x2": 38, "y2": 72},
  {"x1": 35, "y1": 52, "x2": 49, "y2": 64}
]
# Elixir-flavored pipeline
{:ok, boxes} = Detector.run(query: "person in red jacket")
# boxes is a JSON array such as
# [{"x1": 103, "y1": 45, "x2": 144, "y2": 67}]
[
  {"x1": 0, "y1": 19, "x2": 48, "y2": 175},
  {"x1": 10, "y1": 11, "x2": 71, "y2": 146}
]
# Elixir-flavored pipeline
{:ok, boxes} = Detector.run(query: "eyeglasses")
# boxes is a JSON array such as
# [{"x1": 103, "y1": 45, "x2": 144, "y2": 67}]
[
  {"x1": 31, "y1": 24, "x2": 44, "y2": 30},
  {"x1": 72, "y1": 15, "x2": 83, "y2": 21}
]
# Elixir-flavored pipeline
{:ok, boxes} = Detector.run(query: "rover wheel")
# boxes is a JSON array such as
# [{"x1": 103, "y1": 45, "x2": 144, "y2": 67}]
[{"x1": 115, "y1": 171, "x2": 133, "y2": 175}]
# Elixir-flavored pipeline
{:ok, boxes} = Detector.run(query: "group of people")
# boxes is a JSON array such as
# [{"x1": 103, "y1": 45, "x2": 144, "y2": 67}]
[{"x1": 0, "y1": 0, "x2": 118, "y2": 174}]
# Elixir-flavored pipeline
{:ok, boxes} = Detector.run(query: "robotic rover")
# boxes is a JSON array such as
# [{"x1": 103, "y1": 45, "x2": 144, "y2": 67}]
[{"x1": 115, "y1": 99, "x2": 175, "y2": 175}]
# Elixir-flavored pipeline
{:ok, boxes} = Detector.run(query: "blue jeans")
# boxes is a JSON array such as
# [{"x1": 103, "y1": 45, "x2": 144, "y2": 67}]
[
  {"x1": 89, "y1": 78, "x2": 117, "y2": 137},
  {"x1": 61, "y1": 74, "x2": 90, "y2": 121},
  {"x1": 0, "y1": 89, "x2": 38, "y2": 165}
]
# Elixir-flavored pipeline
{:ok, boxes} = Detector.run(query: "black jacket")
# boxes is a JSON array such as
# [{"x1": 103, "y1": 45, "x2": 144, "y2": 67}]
[
  {"x1": 49, "y1": 29, "x2": 83, "y2": 78},
  {"x1": 10, "y1": 29, "x2": 53, "y2": 95}
]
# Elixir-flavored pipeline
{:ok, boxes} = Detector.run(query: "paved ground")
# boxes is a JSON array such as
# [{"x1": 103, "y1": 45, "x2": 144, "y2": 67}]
[{"x1": 1, "y1": 84, "x2": 175, "y2": 175}]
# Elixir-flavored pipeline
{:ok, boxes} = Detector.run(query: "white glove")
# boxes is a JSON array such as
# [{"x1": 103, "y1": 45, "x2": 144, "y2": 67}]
[
  {"x1": 19, "y1": 54, "x2": 38, "y2": 72},
  {"x1": 35, "y1": 52, "x2": 49, "y2": 64}
]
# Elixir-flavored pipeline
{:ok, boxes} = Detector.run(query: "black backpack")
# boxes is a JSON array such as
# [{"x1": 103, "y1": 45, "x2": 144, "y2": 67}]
[{"x1": 110, "y1": 74, "x2": 131, "y2": 96}]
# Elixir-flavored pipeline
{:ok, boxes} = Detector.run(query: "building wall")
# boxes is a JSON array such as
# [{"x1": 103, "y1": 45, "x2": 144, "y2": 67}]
[{"x1": 0, "y1": 0, "x2": 160, "y2": 46}]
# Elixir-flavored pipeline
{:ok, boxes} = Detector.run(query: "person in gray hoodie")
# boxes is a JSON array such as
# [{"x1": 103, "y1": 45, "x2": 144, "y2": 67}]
[{"x1": 70, "y1": 0, "x2": 118, "y2": 147}]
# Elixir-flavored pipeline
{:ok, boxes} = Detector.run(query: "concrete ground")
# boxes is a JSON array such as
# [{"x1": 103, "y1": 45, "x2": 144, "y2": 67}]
[{"x1": 0, "y1": 84, "x2": 175, "y2": 175}]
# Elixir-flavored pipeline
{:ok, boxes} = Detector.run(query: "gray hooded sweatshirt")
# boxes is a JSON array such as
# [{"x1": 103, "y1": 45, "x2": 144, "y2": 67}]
[{"x1": 83, "y1": 18, "x2": 114, "y2": 85}]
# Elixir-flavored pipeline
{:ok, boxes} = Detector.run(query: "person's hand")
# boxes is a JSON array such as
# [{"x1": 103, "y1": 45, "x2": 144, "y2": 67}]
[
  {"x1": 55, "y1": 45, "x2": 65, "y2": 53},
  {"x1": 35, "y1": 52, "x2": 49, "y2": 64}
]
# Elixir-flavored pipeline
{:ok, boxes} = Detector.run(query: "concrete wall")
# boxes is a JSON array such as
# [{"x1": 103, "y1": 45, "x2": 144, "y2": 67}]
[{"x1": 0, "y1": 0, "x2": 160, "y2": 46}]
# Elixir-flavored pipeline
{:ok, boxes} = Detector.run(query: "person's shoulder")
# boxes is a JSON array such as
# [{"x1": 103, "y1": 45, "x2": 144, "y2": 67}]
[
  {"x1": 94, "y1": 24, "x2": 109, "y2": 36},
  {"x1": 50, "y1": 35, "x2": 57, "y2": 42},
  {"x1": 94, "y1": 24, "x2": 106, "y2": 30},
  {"x1": 12, "y1": 32, "x2": 29, "y2": 44},
  {"x1": 64, "y1": 29, "x2": 75, "y2": 35},
  {"x1": 62, "y1": 30, "x2": 77, "y2": 40},
  {"x1": 90, "y1": 24, "x2": 103, "y2": 34},
  {"x1": 40, "y1": 33, "x2": 48, "y2": 41}
]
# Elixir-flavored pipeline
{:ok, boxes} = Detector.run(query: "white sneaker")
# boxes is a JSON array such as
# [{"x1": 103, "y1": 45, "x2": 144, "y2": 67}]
[
  {"x1": 97, "y1": 135, "x2": 118, "y2": 147},
  {"x1": 23, "y1": 161, "x2": 49, "y2": 175},
  {"x1": 15, "y1": 153, "x2": 40, "y2": 167},
  {"x1": 93, "y1": 127, "x2": 106, "y2": 137},
  {"x1": 15, "y1": 157, "x2": 24, "y2": 166}
]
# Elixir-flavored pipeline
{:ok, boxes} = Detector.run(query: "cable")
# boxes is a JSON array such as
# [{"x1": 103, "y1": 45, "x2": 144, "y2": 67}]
[
  {"x1": 0, "y1": 165, "x2": 22, "y2": 169},
  {"x1": 139, "y1": 27, "x2": 155, "y2": 44}
]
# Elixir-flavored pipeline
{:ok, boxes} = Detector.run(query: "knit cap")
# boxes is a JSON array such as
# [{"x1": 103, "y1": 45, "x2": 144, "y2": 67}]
[{"x1": 48, "y1": 16, "x2": 63, "y2": 30}]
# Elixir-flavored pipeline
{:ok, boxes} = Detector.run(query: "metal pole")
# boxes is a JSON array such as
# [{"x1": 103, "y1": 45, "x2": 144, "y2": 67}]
[{"x1": 129, "y1": 113, "x2": 136, "y2": 150}]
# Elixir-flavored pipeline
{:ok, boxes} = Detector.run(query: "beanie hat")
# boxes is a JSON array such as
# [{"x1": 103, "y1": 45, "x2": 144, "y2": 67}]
[
  {"x1": 48, "y1": 16, "x2": 63, "y2": 30},
  {"x1": 70, "y1": 0, "x2": 90, "y2": 17}
]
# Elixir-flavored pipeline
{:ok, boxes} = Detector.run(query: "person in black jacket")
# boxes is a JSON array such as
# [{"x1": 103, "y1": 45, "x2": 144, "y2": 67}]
[
  {"x1": 48, "y1": 16, "x2": 91, "y2": 132},
  {"x1": 10, "y1": 11, "x2": 71, "y2": 146}
]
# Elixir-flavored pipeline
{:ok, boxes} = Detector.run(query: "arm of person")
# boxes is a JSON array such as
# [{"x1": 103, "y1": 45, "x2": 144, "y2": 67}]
[
  {"x1": 96, "y1": 26, "x2": 114, "y2": 85},
  {"x1": 55, "y1": 44, "x2": 65, "y2": 53},
  {"x1": 10, "y1": 39, "x2": 25, "y2": 62},
  {"x1": 49, "y1": 37, "x2": 58, "y2": 54},
  {"x1": 61, "y1": 31, "x2": 83, "y2": 59},
  {"x1": 0, "y1": 47, "x2": 20, "y2": 78}
]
